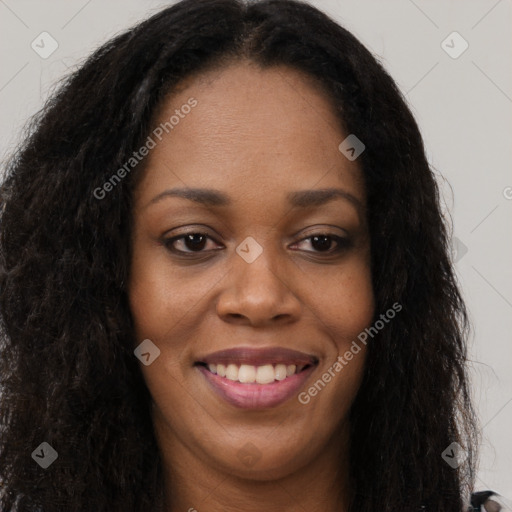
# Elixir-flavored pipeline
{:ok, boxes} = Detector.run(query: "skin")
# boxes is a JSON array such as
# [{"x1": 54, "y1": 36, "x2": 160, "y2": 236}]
[{"x1": 128, "y1": 60, "x2": 375, "y2": 512}]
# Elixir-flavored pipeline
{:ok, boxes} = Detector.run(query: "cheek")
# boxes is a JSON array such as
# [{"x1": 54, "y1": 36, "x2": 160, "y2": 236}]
[
  {"x1": 299, "y1": 263, "x2": 373, "y2": 420},
  {"x1": 128, "y1": 246, "x2": 186, "y2": 386},
  {"x1": 128, "y1": 248, "x2": 207, "y2": 342},
  {"x1": 310, "y1": 259, "x2": 375, "y2": 351},
  {"x1": 129, "y1": 272, "x2": 171, "y2": 342},
  {"x1": 128, "y1": 245, "x2": 225, "y2": 384},
  {"x1": 128, "y1": 264, "x2": 195, "y2": 407}
]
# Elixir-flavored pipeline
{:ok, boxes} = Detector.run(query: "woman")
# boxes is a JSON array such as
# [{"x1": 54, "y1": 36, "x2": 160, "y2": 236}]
[{"x1": 0, "y1": 0, "x2": 496, "y2": 510}]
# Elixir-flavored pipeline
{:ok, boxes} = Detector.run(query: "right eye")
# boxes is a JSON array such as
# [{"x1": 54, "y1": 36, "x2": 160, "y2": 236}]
[{"x1": 163, "y1": 232, "x2": 223, "y2": 255}]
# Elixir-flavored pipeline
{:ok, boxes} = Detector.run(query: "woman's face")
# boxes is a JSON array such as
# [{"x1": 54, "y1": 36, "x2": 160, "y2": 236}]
[{"x1": 129, "y1": 61, "x2": 374, "y2": 481}]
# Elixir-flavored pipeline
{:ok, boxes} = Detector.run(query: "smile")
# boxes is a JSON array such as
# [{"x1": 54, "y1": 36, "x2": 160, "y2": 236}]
[
  {"x1": 195, "y1": 347, "x2": 319, "y2": 409},
  {"x1": 204, "y1": 362, "x2": 307, "y2": 383}
]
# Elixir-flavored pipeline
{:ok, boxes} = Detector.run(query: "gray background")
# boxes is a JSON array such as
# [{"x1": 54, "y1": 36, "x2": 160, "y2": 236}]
[{"x1": 1, "y1": 0, "x2": 510, "y2": 500}]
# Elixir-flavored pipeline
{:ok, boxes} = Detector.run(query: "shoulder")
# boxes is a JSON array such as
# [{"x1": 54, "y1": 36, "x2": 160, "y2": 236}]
[{"x1": 469, "y1": 491, "x2": 512, "y2": 512}]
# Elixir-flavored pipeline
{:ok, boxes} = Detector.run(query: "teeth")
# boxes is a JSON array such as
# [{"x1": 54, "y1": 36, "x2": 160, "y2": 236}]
[
  {"x1": 217, "y1": 364, "x2": 226, "y2": 377},
  {"x1": 256, "y1": 364, "x2": 275, "y2": 384},
  {"x1": 275, "y1": 364, "x2": 287, "y2": 381},
  {"x1": 286, "y1": 364, "x2": 296, "y2": 377},
  {"x1": 204, "y1": 362, "x2": 305, "y2": 383},
  {"x1": 238, "y1": 364, "x2": 256, "y2": 383},
  {"x1": 225, "y1": 364, "x2": 239, "y2": 381}
]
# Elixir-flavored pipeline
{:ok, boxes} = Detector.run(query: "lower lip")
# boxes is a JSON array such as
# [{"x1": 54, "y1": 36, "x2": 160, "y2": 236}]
[{"x1": 197, "y1": 365, "x2": 316, "y2": 409}]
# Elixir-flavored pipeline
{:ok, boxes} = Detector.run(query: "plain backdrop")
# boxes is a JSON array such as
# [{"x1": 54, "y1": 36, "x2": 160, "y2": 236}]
[{"x1": 0, "y1": 0, "x2": 511, "y2": 502}]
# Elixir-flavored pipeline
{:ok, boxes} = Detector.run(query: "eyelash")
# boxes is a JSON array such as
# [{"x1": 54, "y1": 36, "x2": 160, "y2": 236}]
[{"x1": 163, "y1": 231, "x2": 352, "y2": 257}]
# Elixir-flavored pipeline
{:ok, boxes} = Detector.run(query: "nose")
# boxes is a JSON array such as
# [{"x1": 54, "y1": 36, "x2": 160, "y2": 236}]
[{"x1": 216, "y1": 245, "x2": 302, "y2": 327}]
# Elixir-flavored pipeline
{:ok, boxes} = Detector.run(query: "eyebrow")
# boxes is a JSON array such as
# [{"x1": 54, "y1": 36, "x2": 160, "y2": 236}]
[{"x1": 146, "y1": 187, "x2": 363, "y2": 213}]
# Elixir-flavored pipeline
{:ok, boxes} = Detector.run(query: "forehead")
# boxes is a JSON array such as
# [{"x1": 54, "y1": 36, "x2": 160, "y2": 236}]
[{"x1": 134, "y1": 61, "x2": 365, "y2": 207}]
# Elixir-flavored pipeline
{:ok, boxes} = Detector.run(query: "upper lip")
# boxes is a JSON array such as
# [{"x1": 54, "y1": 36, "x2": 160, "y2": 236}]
[{"x1": 196, "y1": 347, "x2": 319, "y2": 367}]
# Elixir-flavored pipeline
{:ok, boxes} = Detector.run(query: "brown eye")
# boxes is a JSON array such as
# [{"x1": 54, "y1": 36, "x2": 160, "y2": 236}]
[
  {"x1": 310, "y1": 235, "x2": 334, "y2": 252},
  {"x1": 164, "y1": 232, "x2": 221, "y2": 254},
  {"x1": 293, "y1": 234, "x2": 352, "y2": 254}
]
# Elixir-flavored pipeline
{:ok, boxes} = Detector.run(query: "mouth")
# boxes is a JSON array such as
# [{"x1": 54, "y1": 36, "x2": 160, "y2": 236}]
[{"x1": 194, "y1": 347, "x2": 319, "y2": 409}]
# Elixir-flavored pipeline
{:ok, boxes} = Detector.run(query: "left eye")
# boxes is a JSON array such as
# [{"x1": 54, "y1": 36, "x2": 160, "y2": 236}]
[{"x1": 293, "y1": 234, "x2": 350, "y2": 253}]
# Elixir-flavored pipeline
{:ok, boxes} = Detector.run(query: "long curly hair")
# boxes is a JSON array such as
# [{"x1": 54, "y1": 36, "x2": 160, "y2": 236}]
[{"x1": 0, "y1": 0, "x2": 478, "y2": 510}]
